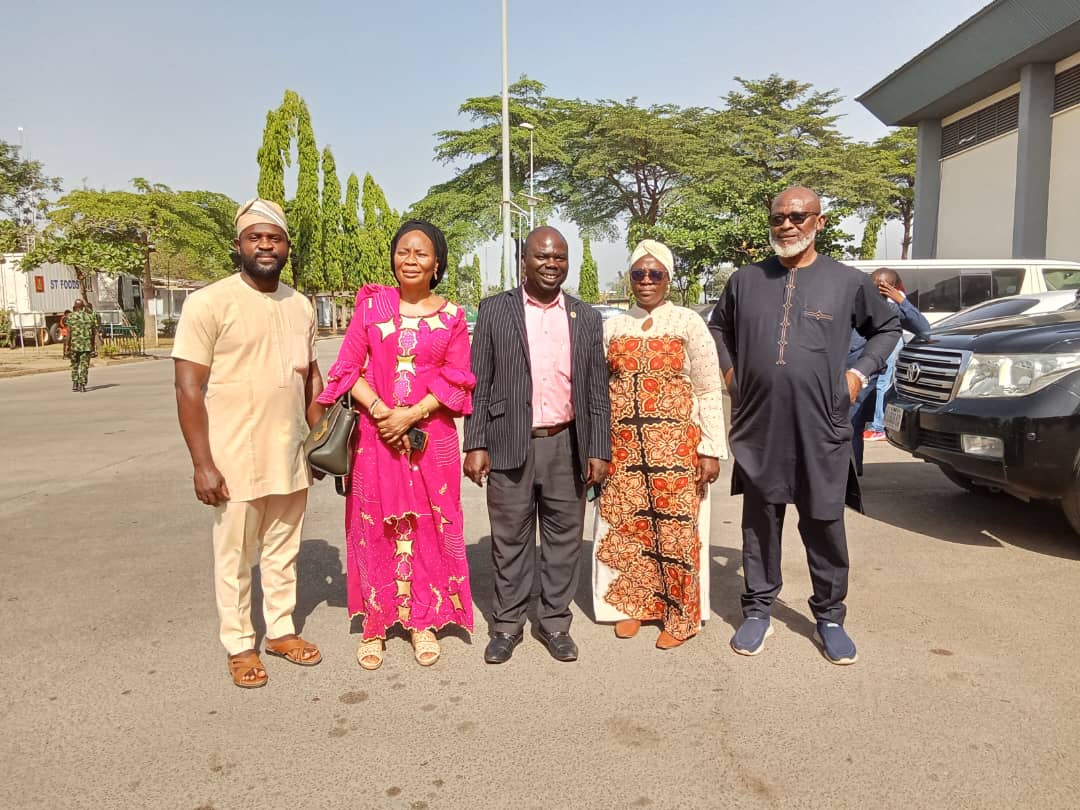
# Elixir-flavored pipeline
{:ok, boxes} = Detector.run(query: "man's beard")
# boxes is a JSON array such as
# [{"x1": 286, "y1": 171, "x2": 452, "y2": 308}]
[
  {"x1": 240, "y1": 252, "x2": 287, "y2": 278},
  {"x1": 770, "y1": 231, "x2": 816, "y2": 258}
]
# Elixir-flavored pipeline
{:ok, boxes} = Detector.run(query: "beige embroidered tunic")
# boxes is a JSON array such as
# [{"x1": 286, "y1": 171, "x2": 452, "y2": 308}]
[{"x1": 172, "y1": 273, "x2": 316, "y2": 502}]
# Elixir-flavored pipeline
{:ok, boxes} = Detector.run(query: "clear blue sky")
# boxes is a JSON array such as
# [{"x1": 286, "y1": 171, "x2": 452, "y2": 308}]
[{"x1": 3, "y1": 0, "x2": 988, "y2": 287}]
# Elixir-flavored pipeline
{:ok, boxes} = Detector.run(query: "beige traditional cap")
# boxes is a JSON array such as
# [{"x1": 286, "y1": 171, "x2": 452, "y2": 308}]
[
  {"x1": 629, "y1": 239, "x2": 674, "y2": 274},
  {"x1": 234, "y1": 198, "x2": 289, "y2": 238}
]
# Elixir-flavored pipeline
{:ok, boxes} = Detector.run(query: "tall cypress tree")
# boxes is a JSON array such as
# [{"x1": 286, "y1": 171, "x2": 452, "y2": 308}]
[
  {"x1": 579, "y1": 235, "x2": 599, "y2": 303},
  {"x1": 446, "y1": 259, "x2": 460, "y2": 304},
  {"x1": 321, "y1": 146, "x2": 344, "y2": 294},
  {"x1": 292, "y1": 99, "x2": 321, "y2": 292},
  {"x1": 471, "y1": 254, "x2": 483, "y2": 308},
  {"x1": 359, "y1": 173, "x2": 397, "y2": 286},
  {"x1": 342, "y1": 172, "x2": 363, "y2": 291},
  {"x1": 256, "y1": 108, "x2": 289, "y2": 206}
]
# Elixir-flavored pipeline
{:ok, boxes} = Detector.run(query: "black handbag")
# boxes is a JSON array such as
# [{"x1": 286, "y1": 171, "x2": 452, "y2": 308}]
[{"x1": 304, "y1": 394, "x2": 358, "y2": 484}]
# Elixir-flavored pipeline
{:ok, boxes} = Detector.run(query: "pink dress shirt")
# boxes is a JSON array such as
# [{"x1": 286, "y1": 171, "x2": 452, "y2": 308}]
[{"x1": 523, "y1": 288, "x2": 574, "y2": 428}]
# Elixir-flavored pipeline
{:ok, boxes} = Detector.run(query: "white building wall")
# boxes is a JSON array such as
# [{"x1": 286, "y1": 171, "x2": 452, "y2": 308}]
[
  {"x1": 1046, "y1": 106, "x2": 1080, "y2": 261},
  {"x1": 936, "y1": 133, "x2": 1018, "y2": 258}
]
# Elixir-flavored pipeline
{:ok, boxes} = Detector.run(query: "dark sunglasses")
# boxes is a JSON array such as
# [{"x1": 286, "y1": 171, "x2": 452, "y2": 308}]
[
  {"x1": 768, "y1": 211, "x2": 820, "y2": 227},
  {"x1": 630, "y1": 268, "x2": 667, "y2": 283}
]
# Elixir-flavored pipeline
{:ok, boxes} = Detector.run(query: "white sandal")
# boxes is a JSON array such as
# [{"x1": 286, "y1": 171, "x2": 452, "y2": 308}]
[
  {"x1": 410, "y1": 629, "x2": 440, "y2": 666},
  {"x1": 356, "y1": 638, "x2": 384, "y2": 671}
]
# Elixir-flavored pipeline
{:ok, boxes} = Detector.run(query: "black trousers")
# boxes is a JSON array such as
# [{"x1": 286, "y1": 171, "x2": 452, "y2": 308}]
[
  {"x1": 486, "y1": 429, "x2": 586, "y2": 635},
  {"x1": 740, "y1": 485, "x2": 849, "y2": 624}
]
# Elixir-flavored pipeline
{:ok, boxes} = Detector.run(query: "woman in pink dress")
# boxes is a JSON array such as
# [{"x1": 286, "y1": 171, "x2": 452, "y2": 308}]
[{"x1": 317, "y1": 220, "x2": 475, "y2": 669}]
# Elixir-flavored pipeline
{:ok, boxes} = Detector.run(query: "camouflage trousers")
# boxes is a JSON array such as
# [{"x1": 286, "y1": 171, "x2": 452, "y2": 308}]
[{"x1": 70, "y1": 351, "x2": 91, "y2": 386}]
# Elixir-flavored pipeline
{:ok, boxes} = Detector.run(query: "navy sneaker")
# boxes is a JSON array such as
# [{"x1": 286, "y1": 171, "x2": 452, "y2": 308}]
[
  {"x1": 815, "y1": 621, "x2": 858, "y2": 665},
  {"x1": 730, "y1": 617, "x2": 774, "y2": 656}
]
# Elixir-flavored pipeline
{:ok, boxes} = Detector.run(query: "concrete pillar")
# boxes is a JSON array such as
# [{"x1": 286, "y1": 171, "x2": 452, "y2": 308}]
[
  {"x1": 1012, "y1": 63, "x2": 1055, "y2": 259},
  {"x1": 913, "y1": 120, "x2": 942, "y2": 259}
]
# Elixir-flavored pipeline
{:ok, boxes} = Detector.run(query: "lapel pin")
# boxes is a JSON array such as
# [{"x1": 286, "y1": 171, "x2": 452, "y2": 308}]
[{"x1": 571, "y1": 311, "x2": 577, "y2": 319}]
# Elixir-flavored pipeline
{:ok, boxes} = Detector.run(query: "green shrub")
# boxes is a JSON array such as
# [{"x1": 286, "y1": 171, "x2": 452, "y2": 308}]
[
  {"x1": 0, "y1": 310, "x2": 10, "y2": 347},
  {"x1": 99, "y1": 343, "x2": 121, "y2": 358},
  {"x1": 124, "y1": 308, "x2": 145, "y2": 335}
]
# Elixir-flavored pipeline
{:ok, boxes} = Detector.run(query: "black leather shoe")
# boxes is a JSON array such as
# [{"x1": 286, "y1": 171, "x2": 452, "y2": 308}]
[
  {"x1": 538, "y1": 629, "x2": 578, "y2": 662},
  {"x1": 484, "y1": 632, "x2": 522, "y2": 664}
]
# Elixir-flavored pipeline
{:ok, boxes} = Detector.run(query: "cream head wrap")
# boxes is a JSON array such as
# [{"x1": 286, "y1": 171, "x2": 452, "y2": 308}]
[
  {"x1": 234, "y1": 198, "x2": 289, "y2": 239},
  {"x1": 629, "y1": 239, "x2": 674, "y2": 274}
]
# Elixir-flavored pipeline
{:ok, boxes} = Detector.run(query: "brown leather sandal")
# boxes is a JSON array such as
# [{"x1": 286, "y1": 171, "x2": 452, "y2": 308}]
[
  {"x1": 264, "y1": 634, "x2": 322, "y2": 666},
  {"x1": 228, "y1": 650, "x2": 268, "y2": 689},
  {"x1": 615, "y1": 619, "x2": 641, "y2": 639}
]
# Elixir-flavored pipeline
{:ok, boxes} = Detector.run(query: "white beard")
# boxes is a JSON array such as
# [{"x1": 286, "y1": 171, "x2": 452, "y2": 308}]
[{"x1": 770, "y1": 231, "x2": 815, "y2": 258}]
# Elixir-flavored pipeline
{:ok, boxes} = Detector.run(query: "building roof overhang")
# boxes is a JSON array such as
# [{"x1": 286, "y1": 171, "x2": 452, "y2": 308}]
[{"x1": 857, "y1": 0, "x2": 1080, "y2": 126}]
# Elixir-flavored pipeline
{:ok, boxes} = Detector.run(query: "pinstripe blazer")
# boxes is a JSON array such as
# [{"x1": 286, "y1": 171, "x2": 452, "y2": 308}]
[{"x1": 464, "y1": 286, "x2": 612, "y2": 473}]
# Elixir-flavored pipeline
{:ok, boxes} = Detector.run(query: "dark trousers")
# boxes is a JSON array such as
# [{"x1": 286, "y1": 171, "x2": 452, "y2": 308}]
[
  {"x1": 740, "y1": 485, "x2": 849, "y2": 624},
  {"x1": 486, "y1": 429, "x2": 586, "y2": 635},
  {"x1": 848, "y1": 380, "x2": 878, "y2": 476}
]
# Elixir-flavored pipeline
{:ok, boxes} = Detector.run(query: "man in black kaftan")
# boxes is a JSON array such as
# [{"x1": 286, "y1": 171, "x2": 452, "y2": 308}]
[{"x1": 709, "y1": 187, "x2": 900, "y2": 665}]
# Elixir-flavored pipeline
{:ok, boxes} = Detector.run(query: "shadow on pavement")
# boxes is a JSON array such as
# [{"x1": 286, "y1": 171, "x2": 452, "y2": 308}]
[
  {"x1": 859, "y1": 461, "x2": 1080, "y2": 560},
  {"x1": 250, "y1": 538, "x2": 348, "y2": 646},
  {"x1": 84, "y1": 384, "x2": 118, "y2": 392},
  {"x1": 706, "y1": 539, "x2": 819, "y2": 642}
]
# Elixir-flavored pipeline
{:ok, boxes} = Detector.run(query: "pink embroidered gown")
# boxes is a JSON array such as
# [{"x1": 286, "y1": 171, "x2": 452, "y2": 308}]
[{"x1": 317, "y1": 285, "x2": 475, "y2": 640}]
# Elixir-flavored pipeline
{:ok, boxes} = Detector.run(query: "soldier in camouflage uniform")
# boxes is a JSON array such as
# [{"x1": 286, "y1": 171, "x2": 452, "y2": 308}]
[{"x1": 67, "y1": 300, "x2": 96, "y2": 392}]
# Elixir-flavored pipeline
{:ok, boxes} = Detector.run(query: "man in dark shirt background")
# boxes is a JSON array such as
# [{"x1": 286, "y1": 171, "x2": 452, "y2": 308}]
[
  {"x1": 848, "y1": 268, "x2": 932, "y2": 474},
  {"x1": 710, "y1": 186, "x2": 900, "y2": 665}
]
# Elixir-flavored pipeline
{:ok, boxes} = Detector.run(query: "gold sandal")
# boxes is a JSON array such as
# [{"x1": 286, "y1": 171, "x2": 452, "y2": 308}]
[
  {"x1": 356, "y1": 638, "x2": 384, "y2": 671},
  {"x1": 410, "y1": 629, "x2": 440, "y2": 666}
]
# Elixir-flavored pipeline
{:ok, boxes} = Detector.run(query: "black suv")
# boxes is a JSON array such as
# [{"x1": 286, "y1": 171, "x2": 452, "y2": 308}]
[{"x1": 884, "y1": 310, "x2": 1080, "y2": 535}]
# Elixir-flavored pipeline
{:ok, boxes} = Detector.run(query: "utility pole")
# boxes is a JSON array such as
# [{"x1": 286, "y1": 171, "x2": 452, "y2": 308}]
[{"x1": 500, "y1": 0, "x2": 513, "y2": 291}]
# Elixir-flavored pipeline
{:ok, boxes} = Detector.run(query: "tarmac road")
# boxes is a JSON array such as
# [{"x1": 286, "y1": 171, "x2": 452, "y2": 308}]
[{"x1": 1, "y1": 339, "x2": 1078, "y2": 810}]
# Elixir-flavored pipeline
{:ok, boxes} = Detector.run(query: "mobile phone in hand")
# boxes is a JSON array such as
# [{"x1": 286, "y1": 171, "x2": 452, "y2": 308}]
[
  {"x1": 406, "y1": 426, "x2": 429, "y2": 453},
  {"x1": 586, "y1": 483, "x2": 601, "y2": 502}
]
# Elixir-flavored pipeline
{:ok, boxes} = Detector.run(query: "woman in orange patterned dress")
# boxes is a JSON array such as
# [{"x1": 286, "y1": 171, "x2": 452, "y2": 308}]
[{"x1": 592, "y1": 240, "x2": 727, "y2": 648}]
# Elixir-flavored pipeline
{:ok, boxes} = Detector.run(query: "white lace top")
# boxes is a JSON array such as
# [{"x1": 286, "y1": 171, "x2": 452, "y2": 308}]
[{"x1": 603, "y1": 301, "x2": 728, "y2": 460}]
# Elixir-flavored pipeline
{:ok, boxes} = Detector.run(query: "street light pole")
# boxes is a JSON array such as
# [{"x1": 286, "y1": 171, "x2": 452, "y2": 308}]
[
  {"x1": 500, "y1": 0, "x2": 513, "y2": 291},
  {"x1": 519, "y1": 122, "x2": 536, "y2": 229}
]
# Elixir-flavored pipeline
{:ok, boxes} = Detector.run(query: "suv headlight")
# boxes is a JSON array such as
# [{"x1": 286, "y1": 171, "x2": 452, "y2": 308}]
[{"x1": 956, "y1": 353, "x2": 1080, "y2": 398}]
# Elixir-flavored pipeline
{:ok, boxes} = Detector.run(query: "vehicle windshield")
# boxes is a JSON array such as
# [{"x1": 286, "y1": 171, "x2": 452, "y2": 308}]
[
  {"x1": 932, "y1": 299, "x2": 1036, "y2": 330},
  {"x1": 1043, "y1": 268, "x2": 1080, "y2": 290}
]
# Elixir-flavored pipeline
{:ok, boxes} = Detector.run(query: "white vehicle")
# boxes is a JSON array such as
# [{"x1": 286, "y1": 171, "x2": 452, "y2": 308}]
[
  {"x1": 1, "y1": 253, "x2": 83, "y2": 344},
  {"x1": 930, "y1": 290, "x2": 1077, "y2": 331},
  {"x1": 1, "y1": 253, "x2": 140, "y2": 345},
  {"x1": 846, "y1": 259, "x2": 1080, "y2": 323}
]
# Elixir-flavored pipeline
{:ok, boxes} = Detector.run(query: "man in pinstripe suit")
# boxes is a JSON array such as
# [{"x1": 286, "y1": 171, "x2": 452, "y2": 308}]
[{"x1": 464, "y1": 226, "x2": 612, "y2": 664}]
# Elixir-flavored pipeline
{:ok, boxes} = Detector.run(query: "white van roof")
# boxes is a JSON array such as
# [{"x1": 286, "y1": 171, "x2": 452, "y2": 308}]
[{"x1": 845, "y1": 259, "x2": 1080, "y2": 269}]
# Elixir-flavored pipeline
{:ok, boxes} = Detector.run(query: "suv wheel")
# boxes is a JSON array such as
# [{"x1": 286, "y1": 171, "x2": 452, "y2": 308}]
[
  {"x1": 940, "y1": 468, "x2": 1002, "y2": 495},
  {"x1": 1063, "y1": 477, "x2": 1080, "y2": 538}
]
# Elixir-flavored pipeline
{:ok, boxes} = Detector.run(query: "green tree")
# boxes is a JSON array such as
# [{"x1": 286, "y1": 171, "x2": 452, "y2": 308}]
[
  {"x1": 556, "y1": 99, "x2": 716, "y2": 240},
  {"x1": 342, "y1": 173, "x2": 364, "y2": 290},
  {"x1": 23, "y1": 180, "x2": 234, "y2": 345},
  {"x1": 429, "y1": 77, "x2": 561, "y2": 243},
  {"x1": 578, "y1": 235, "x2": 599, "y2": 302},
  {"x1": 446, "y1": 259, "x2": 460, "y2": 304},
  {"x1": 864, "y1": 127, "x2": 916, "y2": 259},
  {"x1": 469, "y1": 254, "x2": 482, "y2": 308},
  {"x1": 256, "y1": 106, "x2": 290, "y2": 206},
  {"x1": 292, "y1": 99, "x2": 322, "y2": 292},
  {"x1": 321, "y1": 147, "x2": 344, "y2": 293},
  {"x1": 359, "y1": 173, "x2": 398, "y2": 286},
  {"x1": 1, "y1": 140, "x2": 62, "y2": 251},
  {"x1": 255, "y1": 90, "x2": 323, "y2": 290}
]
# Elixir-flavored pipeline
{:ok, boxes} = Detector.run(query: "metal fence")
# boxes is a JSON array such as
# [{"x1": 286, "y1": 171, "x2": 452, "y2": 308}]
[{"x1": 100, "y1": 334, "x2": 145, "y2": 357}]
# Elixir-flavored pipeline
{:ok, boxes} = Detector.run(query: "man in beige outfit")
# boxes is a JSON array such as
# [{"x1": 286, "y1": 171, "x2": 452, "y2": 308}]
[{"x1": 173, "y1": 198, "x2": 325, "y2": 688}]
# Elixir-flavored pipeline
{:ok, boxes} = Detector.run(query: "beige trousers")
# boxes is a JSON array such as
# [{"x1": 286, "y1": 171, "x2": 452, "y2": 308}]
[{"x1": 211, "y1": 489, "x2": 307, "y2": 655}]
